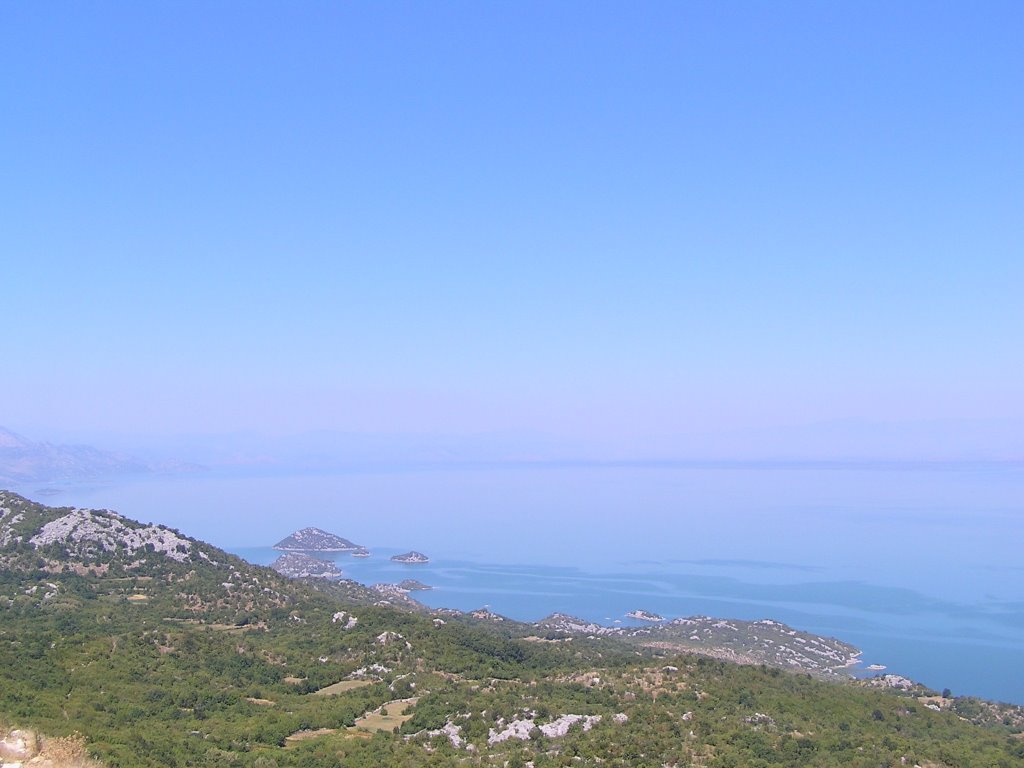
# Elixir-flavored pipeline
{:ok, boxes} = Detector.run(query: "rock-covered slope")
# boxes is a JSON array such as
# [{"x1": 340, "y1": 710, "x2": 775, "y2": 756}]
[
  {"x1": 535, "y1": 613, "x2": 860, "y2": 676},
  {"x1": 1, "y1": 491, "x2": 204, "y2": 568}
]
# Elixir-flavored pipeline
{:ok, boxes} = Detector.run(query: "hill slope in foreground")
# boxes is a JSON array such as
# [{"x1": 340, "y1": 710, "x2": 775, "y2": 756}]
[{"x1": 1, "y1": 491, "x2": 1022, "y2": 768}]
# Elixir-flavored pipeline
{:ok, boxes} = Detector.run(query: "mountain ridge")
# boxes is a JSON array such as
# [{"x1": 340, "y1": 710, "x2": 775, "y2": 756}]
[{"x1": 0, "y1": 426, "x2": 199, "y2": 485}]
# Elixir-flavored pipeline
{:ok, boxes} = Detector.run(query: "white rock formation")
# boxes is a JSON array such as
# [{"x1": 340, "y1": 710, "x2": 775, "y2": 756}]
[
  {"x1": 537, "y1": 714, "x2": 601, "y2": 737},
  {"x1": 488, "y1": 719, "x2": 536, "y2": 744},
  {"x1": 30, "y1": 509, "x2": 193, "y2": 562},
  {"x1": 331, "y1": 611, "x2": 358, "y2": 629},
  {"x1": 426, "y1": 722, "x2": 465, "y2": 748}
]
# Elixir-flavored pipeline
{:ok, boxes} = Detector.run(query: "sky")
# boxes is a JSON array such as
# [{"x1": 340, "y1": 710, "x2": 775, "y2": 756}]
[{"x1": 2, "y1": 2, "x2": 1022, "y2": 459}]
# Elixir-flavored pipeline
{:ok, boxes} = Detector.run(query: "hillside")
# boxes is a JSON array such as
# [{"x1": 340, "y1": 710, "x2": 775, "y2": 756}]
[
  {"x1": 271, "y1": 552, "x2": 344, "y2": 580},
  {"x1": 2, "y1": 491, "x2": 1022, "y2": 768}
]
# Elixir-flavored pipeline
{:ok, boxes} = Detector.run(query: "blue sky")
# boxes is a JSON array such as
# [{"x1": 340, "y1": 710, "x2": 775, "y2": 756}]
[{"x1": 2, "y1": 2, "x2": 1022, "y2": 457}]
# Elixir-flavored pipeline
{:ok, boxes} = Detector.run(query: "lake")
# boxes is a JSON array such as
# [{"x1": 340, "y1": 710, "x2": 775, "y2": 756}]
[{"x1": 24, "y1": 461, "x2": 1024, "y2": 704}]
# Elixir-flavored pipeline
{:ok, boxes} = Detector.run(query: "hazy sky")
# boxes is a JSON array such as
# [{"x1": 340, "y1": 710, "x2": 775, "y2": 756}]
[{"x1": 3, "y1": 2, "x2": 1022, "y2": 454}]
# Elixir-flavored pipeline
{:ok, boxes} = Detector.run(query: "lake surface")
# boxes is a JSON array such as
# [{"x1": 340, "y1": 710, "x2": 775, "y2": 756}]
[{"x1": 24, "y1": 462, "x2": 1024, "y2": 704}]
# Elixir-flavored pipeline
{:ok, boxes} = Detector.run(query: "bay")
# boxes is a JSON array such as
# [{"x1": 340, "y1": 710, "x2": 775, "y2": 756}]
[{"x1": 25, "y1": 462, "x2": 1024, "y2": 705}]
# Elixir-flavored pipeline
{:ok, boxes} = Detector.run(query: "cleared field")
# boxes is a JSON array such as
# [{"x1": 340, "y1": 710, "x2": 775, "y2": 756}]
[
  {"x1": 349, "y1": 697, "x2": 419, "y2": 733},
  {"x1": 310, "y1": 679, "x2": 373, "y2": 696}
]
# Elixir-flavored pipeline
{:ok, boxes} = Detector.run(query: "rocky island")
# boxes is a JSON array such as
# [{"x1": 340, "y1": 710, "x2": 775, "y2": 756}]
[
  {"x1": 391, "y1": 550, "x2": 429, "y2": 564},
  {"x1": 626, "y1": 609, "x2": 664, "y2": 622},
  {"x1": 274, "y1": 527, "x2": 368, "y2": 555},
  {"x1": 270, "y1": 552, "x2": 343, "y2": 580}
]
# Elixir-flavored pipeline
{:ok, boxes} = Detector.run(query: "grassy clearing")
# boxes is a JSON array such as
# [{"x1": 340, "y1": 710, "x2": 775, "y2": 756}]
[
  {"x1": 349, "y1": 697, "x2": 419, "y2": 734},
  {"x1": 207, "y1": 623, "x2": 247, "y2": 633},
  {"x1": 285, "y1": 728, "x2": 337, "y2": 745},
  {"x1": 310, "y1": 679, "x2": 373, "y2": 696},
  {"x1": 160, "y1": 618, "x2": 247, "y2": 633}
]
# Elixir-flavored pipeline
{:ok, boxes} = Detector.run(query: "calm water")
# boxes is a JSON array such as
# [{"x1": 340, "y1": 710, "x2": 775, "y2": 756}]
[{"x1": 24, "y1": 463, "x2": 1024, "y2": 704}]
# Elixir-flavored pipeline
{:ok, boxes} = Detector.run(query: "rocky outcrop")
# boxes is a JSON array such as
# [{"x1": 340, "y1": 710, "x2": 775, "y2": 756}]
[
  {"x1": 425, "y1": 721, "x2": 465, "y2": 749},
  {"x1": 331, "y1": 611, "x2": 358, "y2": 629},
  {"x1": 0, "y1": 729, "x2": 37, "y2": 762},
  {"x1": 487, "y1": 714, "x2": 606, "y2": 744},
  {"x1": 0, "y1": 727, "x2": 103, "y2": 767}
]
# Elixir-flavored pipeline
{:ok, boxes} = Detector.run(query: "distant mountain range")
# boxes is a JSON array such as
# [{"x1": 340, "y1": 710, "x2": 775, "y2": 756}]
[
  {"x1": 0, "y1": 426, "x2": 198, "y2": 485},
  {"x1": 7, "y1": 418, "x2": 1021, "y2": 484}
]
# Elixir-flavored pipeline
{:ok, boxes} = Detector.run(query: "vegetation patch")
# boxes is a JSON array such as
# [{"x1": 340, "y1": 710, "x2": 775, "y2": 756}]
[
  {"x1": 284, "y1": 728, "x2": 337, "y2": 744},
  {"x1": 311, "y1": 679, "x2": 373, "y2": 697}
]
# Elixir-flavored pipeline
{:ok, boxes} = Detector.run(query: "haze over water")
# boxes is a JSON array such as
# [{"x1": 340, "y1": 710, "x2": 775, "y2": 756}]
[
  {"x1": 35, "y1": 460, "x2": 1024, "y2": 705},
  {"x1": 4, "y1": 0, "x2": 1023, "y2": 716}
]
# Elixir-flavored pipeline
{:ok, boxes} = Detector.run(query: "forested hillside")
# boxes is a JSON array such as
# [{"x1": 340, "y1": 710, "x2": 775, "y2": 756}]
[{"x1": 2, "y1": 492, "x2": 1022, "y2": 768}]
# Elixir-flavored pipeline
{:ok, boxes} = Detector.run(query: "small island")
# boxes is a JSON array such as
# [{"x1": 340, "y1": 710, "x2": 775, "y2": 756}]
[
  {"x1": 626, "y1": 609, "x2": 664, "y2": 622},
  {"x1": 274, "y1": 527, "x2": 366, "y2": 553},
  {"x1": 270, "y1": 552, "x2": 343, "y2": 580},
  {"x1": 391, "y1": 550, "x2": 429, "y2": 564}
]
